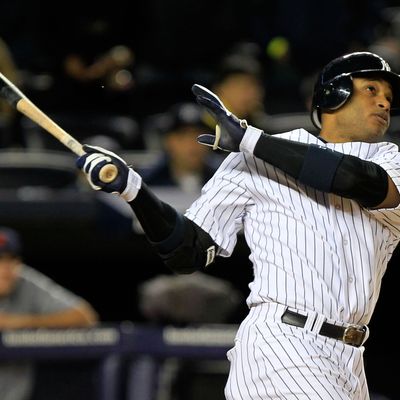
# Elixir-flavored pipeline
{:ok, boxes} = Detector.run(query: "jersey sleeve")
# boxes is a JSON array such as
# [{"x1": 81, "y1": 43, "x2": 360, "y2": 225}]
[{"x1": 185, "y1": 152, "x2": 252, "y2": 257}]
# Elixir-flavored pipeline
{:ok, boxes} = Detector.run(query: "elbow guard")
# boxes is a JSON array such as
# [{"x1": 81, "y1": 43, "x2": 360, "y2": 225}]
[{"x1": 150, "y1": 213, "x2": 217, "y2": 274}]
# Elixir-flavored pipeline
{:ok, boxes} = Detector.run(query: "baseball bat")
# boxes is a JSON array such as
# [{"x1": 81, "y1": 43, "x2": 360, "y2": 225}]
[{"x1": 0, "y1": 72, "x2": 118, "y2": 183}]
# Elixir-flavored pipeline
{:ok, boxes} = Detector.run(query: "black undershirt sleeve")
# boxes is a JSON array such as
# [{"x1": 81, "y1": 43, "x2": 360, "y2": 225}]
[
  {"x1": 129, "y1": 182, "x2": 216, "y2": 273},
  {"x1": 252, "y1": 132, "x2": 389, "y2": 207},
  {"x1": 129, "y1": 182, "x2": 177, "y2": 243}
]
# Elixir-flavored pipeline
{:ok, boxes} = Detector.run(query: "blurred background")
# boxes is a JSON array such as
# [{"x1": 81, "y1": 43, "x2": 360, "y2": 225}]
[{"x1": 0, "y1": 0, "x2": 399, "y2": 399}]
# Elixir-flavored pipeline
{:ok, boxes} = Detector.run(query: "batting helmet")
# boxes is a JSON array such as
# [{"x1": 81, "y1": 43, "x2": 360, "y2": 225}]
[{"x1": 311, "y1": 51, "x2": 400, "y2": 129}]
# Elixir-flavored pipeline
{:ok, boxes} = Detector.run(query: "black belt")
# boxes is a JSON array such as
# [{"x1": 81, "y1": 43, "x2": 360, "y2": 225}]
[{"x1": 281, "y1": 309, "x2": 367, "y2": 347}]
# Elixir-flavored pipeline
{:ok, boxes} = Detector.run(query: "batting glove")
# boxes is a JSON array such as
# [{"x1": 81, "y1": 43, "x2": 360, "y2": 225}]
[
  {"x1": 76, "y1": 145, "x2": 142, "y2": 202},
  {"x1": 192, "y1": 84, "x2": 248, "y2": 152}
]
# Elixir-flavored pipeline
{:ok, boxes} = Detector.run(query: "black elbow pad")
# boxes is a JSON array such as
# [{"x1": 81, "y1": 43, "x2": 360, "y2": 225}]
[{"x1": 151, "y1": 214, "x2": 217, "y2": 274}]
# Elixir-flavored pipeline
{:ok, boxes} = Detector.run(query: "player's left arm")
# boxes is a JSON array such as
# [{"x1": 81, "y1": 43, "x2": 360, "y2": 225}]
[
  {"x1": 76, "y1": 145, "x2": 218, "y2": 273},
  {"x1": 192, "y1": 84, "x2": 399, "y2": 209},
  {"x1": 245, "y1": 130, "x2": 400, "y2": 209}
]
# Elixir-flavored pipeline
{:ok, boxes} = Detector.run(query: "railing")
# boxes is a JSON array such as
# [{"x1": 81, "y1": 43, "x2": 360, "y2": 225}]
[{"x1": 0, "y1": 323, "x2": 237, "y2": 400}]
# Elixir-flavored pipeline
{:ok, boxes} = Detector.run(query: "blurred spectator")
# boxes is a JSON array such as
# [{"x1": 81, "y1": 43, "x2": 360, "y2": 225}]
[
  {"x1": 140, "y1": 51, "x2": 269, "y2": 192},
  {"x1": 368, "y1": 6, "x2": 400, "y2": 71},
  {"x1": 0, "y1": 226, "x2": 98, "y2": 400},
  {"x1": 205, "y1": 49, "x2": 269, "y2": 130},
  {"x1": 46, "y1": 6, "x2": 136, "y2": 116},
  {"x1": 139, "y1": 271, "x2": 242, "y2": 325},
  {"x1": 141, "y1": 102, "x2": 216, "y2": 194},
  {"x1": 138, "y1": 271, "x2": 243, "y2": 400}
]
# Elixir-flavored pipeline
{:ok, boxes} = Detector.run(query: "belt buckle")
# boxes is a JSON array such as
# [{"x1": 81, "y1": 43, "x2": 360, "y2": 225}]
[{"x1": 342, "y1": 325, "x2": 365, "y2": 347}]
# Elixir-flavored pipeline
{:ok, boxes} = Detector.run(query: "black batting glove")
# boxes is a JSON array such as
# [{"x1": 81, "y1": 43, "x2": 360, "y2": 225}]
[
  {"x1": 192, "y1": 84, "x2": 248, "y2": 152},
  {"x1": 76, "y1": 144, "x2": 142, "y2": 202}
]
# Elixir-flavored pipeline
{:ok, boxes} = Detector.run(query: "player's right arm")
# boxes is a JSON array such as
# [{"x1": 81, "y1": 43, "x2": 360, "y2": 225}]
[{"x1": 76, "y1": 146, "x2": 217, "y2": 273}]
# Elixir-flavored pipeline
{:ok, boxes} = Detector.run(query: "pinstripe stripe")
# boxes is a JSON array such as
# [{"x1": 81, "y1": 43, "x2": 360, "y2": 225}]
[{"x1": 185, "y1": 128, "x2": 400, "y2": 398}]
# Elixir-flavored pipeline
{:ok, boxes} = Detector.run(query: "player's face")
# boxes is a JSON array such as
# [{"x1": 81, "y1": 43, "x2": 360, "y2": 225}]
[
  {"x1": 332, "y1": 77, "x2": 393, "y2": 142},
  {"x1": 0, "y1": 254, "x2": 21, "y2": 297}
]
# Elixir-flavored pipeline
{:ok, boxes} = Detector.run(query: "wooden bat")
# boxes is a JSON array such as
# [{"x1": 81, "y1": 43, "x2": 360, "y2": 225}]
[{"x1": 0, "y1": 72, "x2": 118, "y2": 183}]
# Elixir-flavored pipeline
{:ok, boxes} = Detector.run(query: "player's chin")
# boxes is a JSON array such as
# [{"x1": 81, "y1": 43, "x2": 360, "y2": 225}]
[
  {"x1": 376, "y1": 125, "x2": 389, "y2": 139},
  {"x1": 364, "y1": 120, "x2": 387, "y2": 139},
  {"x1": 357, "y1": 125, "x2": 385, "y2": 143},
  {"x1": 366, "y1": 128, "x2": 387, "y2": 142}
]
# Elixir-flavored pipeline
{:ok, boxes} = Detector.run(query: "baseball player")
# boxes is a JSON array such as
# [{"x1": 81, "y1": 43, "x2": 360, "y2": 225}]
[{"x1": 77, "y1": 51, "x2": 400, "y2": 399}]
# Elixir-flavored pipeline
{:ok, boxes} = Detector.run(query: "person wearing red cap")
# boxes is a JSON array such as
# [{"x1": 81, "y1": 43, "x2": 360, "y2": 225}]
[{"x1": 0, "y1": 226, "x2": 98, "y2": 400}]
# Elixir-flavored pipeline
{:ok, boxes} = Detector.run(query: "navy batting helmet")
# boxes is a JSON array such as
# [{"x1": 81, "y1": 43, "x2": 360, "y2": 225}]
[{"x1": 311, "y1": 51, "x2": 400, "y2": 129}]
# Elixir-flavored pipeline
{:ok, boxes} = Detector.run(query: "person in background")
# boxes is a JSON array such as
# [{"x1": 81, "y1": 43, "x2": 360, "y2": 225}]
[
  {"x1": 0, "y1": 226, "x2": 98, "y2": 400},
  {"x1": 48, "y1": 8, "x2": 136, "y2": 116},
  {"x1": 204, "y1": 51, "x2": 269, "y2": 131},
  {"x1": 140, "y1": 102, "x2": 216, "y2": 194}
]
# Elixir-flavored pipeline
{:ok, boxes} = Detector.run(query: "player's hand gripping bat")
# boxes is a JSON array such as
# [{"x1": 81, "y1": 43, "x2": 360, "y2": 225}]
[{"x1": 0, "y1": 73, "x2": 118, "y2": 183}]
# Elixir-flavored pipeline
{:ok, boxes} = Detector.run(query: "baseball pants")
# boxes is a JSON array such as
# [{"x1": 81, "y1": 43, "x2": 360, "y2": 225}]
[{"x1": 225, "y1": 302, "x2": 368, "y2": 399}]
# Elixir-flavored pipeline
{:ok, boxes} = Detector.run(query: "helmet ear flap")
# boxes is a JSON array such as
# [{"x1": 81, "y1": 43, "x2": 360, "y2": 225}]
[
  {"x1": 317, "y1": 75, "x2": 353, "y2": 110},
  {"x1": 311, "y1": 75, "x2": 353, "y2": 129}
]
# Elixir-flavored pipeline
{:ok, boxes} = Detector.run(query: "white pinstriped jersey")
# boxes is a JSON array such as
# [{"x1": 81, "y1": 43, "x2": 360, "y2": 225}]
[{"x1": 185, "y1": 128, "x2": 400, "y2": 326}]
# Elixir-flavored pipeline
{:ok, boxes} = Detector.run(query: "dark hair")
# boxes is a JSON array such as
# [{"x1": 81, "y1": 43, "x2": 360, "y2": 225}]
[
  {"x1": 215, "y1": 54, "x2": 263, "y2": 84},
  {"x1": 157, "y1": 102, "x2": 207, "y2": 135}
]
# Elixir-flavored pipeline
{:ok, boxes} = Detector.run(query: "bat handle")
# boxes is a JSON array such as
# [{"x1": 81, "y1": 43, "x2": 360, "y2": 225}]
[{"x1": 99, "y1": 164, "x2": 118, "y2": 183}]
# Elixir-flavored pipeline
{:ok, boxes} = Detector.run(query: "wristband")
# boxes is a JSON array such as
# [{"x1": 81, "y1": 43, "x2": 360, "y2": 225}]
[
  {"x1": 120, "y1": 169, "x2": 142, "y2": 202},
  {"x1": 239, "y1": 125, "x2": 264, "y2": 154}
]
